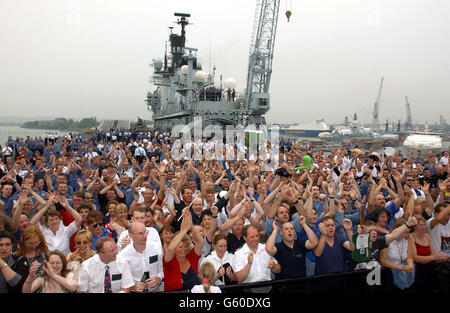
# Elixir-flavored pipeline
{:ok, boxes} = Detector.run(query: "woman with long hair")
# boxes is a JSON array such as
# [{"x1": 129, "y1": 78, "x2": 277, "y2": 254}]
[
  {"x1": 16, "y1": 225, "x2": 49, "y2": 265},
  {"x1": 408, "y1": 215, "x2": 448, "y2": 291},
  {"x1": 22, "y1": 250, "x2": 77, "y2": 293},
  {"x1": 66, "y1": 229, "x2": 96, "y2": 281}
]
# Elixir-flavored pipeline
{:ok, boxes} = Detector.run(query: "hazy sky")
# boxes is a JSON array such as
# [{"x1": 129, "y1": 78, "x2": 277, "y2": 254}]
[{"x1": 1, "y1": 0, "x2": 449, "y2": 126}]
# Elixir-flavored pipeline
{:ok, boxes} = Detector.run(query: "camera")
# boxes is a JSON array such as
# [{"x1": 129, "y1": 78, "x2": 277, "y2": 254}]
[{"x1": 275, "y1": 167, "x2": 291, "y2": 178}]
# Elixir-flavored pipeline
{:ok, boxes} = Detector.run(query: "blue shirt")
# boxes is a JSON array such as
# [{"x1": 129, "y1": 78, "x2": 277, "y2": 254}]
[
  {"x1": 274, "y1": 238, "x2": 308, "y2": 279},
  {"x1": 315, "y1": 234, "x2": 348, "y2": 275}
]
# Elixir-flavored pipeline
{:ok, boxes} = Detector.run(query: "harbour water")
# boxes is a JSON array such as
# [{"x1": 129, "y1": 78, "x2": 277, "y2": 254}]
[{"x1": 0, "y1": 125, "x2": 71, "y2": 145}]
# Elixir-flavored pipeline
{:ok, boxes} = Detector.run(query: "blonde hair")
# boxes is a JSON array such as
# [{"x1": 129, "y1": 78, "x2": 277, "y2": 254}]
[
  {"x1": 74, "y1": 229, "x2": 94, "y2": 245},
  {"x1": 115, "y1": 203, "x2": 128, "y2": 215},
  {"x1": 198, "y1": 262, "x2": 216, "y2": 293}
]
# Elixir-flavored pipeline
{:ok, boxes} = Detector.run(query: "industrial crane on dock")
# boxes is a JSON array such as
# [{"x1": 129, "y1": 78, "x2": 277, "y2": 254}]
[
  {"x1": 405, "y1": 95, "x2": 412, "y2": 131},
  {"x1": 372, "y1": 77, "x2": 383, "y2": 130}
]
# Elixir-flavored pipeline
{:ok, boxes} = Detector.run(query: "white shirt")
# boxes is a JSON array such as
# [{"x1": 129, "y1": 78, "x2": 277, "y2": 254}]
[
  {"x1": 191, "y1": 285, "x2": 222, "y2": 293},
  {"x1": 231, "y1": 243, "x2": 276, "y2": 284},
  {"x1": 117, "y1": 227, "x2": 161, "y2": 252},
  {"x1": 1, "y1": 146, "x2": 12, "y2": 155},
  {"x1": 387, "y1": 239, "x2": 409, "y2": 265},
  {"x1": 78, "y1": 254, "x2": 134, "y2": 293},
  {"x1": 85, "y1": 151, "x2": 98, "y2": 162},
  {"x1": 427, "y1": 217, "x2": 450, "y2": 254},
  {"x1": 39, "y1": 220, "x2": 79, "y2": 255},
  {"x1": 134, "y1": 147, "x2": 146, "y2": 157},
  {"x1": 200, "y1": 251, "x2": 235, "y2": 286},
  {"x1": 117, "y1": 241, "x2": 164, "y2": 292}
]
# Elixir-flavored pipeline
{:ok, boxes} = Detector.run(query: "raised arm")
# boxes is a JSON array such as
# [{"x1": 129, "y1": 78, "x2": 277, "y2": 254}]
[
  {"x1": 342, "y1": 219, "x2": 355, "y2": 251},
  {"x1": 219, "y1": 208, "x2": 245, "y2": 236},
  {"x1": 385, "y1": 216, "x2": 417, "y2": 245},
  {"x1": 191, "y1": 225, "x2": 205, "y2": 256},
  {"x1": 164, "y1": 208, "x2": 192, "y2": 263},
  {"x1": 313, "y1": 223, "x2": 327, "y2": 257},
  {"x1": 265, "y1": 221, "x2": 279, "y2": 256},
  {"x1": 299, "y1": 215, "x2": 318, "y2": 250},
  {"x1": 59, "y1": 196, "x2": 83, "y2": 227},
  {"x1": 29, "y1": 195, "x2": 56, "y2": 226}
]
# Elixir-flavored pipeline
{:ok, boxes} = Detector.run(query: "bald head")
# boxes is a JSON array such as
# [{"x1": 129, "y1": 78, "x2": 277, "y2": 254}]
[
  {"x1": 280, "y1": 222, "x2": 295, "y2": 243},
  {"x1": 129, "y1": 222, "x2": 145, "y2": 235},
  {"x1": 128, "y1": 222, "x2": 148, "y2": 250}
]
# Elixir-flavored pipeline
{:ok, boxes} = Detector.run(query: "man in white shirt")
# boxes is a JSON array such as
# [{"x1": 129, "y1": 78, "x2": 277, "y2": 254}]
[
  {"x1": 427, "y1": 203, "x2": 450, "y2": 254},
  {"x1": 232, "y1": 225, "x2": 280, "y2": 284},
  {"x1": 78, "y1": 237, "x2": 134, "y2": 293},
  {"x1": 117, "y1": 207, "x2": 161, "y2": 252},
  {"x1": 439, "y1": 151, "x2": 449, "y2": 165},
  {"x1": 134, "y1": 144, "x2": 146, "y2": 164},
  {"x1": 117, "y1": 222, "x2": 163, "y2": 292}
]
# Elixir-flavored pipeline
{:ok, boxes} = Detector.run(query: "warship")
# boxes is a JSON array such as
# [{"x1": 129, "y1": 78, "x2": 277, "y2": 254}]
[{"x1": 145, "y1": 1, "x2": 281, "y2": 134}]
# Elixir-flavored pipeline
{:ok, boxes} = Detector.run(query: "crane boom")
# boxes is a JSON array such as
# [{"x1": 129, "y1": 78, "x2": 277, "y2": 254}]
[
  {"x1": 405, "y1": 95, "x2": 412, "y2": 131},
  {"x1": 245, "y1": 0, "x2": 280, "y2": 123},
  {"x1": 372, "y1": 77, "x2": 383, "y2": 130}
]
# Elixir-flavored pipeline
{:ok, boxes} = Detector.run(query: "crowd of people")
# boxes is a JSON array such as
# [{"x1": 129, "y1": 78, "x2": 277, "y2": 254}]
[
  {"x1": 0, "y1": 129, "x2": 449, "y2": 293},
  {"x1": 196, "y1": 87, "x2": 236, "y2": 102}
]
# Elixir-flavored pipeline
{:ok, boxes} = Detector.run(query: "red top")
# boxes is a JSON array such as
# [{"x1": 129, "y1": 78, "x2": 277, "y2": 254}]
[
  {"x1": 163, "y1": 249, "x2": 200, "y2": 292},
  {"x1": 414, "y1": 236, "x2": 432, "y2": 256}
]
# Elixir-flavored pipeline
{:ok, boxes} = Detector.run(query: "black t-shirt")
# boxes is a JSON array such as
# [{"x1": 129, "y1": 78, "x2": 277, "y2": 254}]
[
  {"x1": 227, "y1": 232, "x2": 245, "y2": 254},
  {"x1": 370, "y1": 237, "x2": 387, "y2": 262},
  {"x1": 274, "y1": 238, "x2": 308, "y2": 280}
]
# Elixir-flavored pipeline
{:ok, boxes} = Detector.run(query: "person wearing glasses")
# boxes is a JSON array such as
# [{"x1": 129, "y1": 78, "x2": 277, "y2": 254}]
[
  {"x1": 117, "y1": 222, "x2": 163, "y2": 292},
  {"x1": 77, "y1": 237, "x2": 134, "y2": 293},
  {"x1": 83, "y1": 192, "x2": 98, "y2": 211},
  {"x1": 86, "y1": 211, "x2": 112, "y2": 251},
  {"x1": 66, "y1": 229, "x2": 96, "y2": 281},
  {"x1": 22, "y1": 250, "x2": 77, "y2": 293},
  {"x1": 404, "y1": 175, "x2": 424, "y2": 200}
]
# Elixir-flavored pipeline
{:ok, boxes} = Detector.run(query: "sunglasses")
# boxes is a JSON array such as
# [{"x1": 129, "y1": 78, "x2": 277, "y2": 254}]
[
  {"x1": 76, "y1": 241, "x2": 89, "y2": 245},
  {"x1": 91, "y1": 223, "x2": 101, "y2": 228}
]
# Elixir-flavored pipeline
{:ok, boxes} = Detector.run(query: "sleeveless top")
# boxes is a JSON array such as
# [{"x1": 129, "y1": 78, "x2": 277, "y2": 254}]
[
  {"x1": 40, "y1": 278, "x2": 68, "y2": 293},
  {"x1": 412, "y1": 234, "x2": 432, "y2": 256}
]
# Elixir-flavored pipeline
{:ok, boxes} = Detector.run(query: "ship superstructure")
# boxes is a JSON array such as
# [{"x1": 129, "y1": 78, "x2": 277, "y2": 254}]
[{"x1": 146, "y1": 2, "x2": 281, "y2": 132}]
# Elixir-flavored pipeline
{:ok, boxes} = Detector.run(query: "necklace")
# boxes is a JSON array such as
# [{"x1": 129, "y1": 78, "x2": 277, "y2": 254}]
[{"x1": 396, "y1": 239, "x2": 404, "y2": 264}]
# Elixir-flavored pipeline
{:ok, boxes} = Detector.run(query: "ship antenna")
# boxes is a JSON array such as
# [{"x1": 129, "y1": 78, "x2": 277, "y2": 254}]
[{"x1": 209, "y1": 32, "x2": 212, "y2": 74}]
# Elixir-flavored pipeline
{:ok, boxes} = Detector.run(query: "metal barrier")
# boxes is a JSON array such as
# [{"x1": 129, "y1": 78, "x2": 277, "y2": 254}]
[{"x1": 168, "y1": 261, "x2": 449, "y2": 294}]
